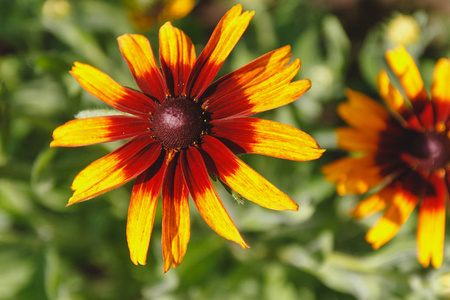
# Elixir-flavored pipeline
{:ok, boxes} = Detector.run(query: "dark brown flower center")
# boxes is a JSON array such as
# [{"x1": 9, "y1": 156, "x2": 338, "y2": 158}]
[
  {"x1": 151, "y1": 96, "x2": 207, "y2": 149},
  {"x1": 405, "y1": 131, "x2": 449, "y2": 172}
]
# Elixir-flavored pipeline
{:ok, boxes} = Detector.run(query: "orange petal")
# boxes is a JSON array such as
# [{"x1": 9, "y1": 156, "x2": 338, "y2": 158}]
[
  {"x1": 181, "y1": 147, "x2": 248, "y2": 248},
  {"x1": 377, "y1": 70, "x2": 426, "y2": 130},
  {"x1": 201, "y1": 45, "x2": 292, "y2": 103},
  {"x1": 338, "y1": 89, "x2": 389, "y2": 132},
  {"x1": 50, "y1": 115, "x2": 150, "y2": 147},
  {"x1": 70, "y1": 62, "x2": 157, "y2": 115},
  {"x1": 208, "y1": 60, "x2": 309, "y2": 119},
  {"x1": 335, "y1": 127, "x2": 379, "y2": 152},
  {"x1": 159, "y1": 22, "x2": 196, "y2": 97},
  {"x1": 322, "y1": 155, "x2": 384, "y2": 195},
  {"x1": 117, "y1": 34, "x2": 166, "y2": 102},
  {"x1": 187, "y1": 4, "x2": 254, "y2": 99},
  {"x1": 432, "y1": 58, "x2": 450, "y2": 103},
  {"x1": 417, "y1": 174, "x2": 446, "y2": 268},
  {"x1": 127, "y1": 154, "x2": 167, "y2": 265},
  {"x1": 162, "y1": 154, "x2": 190, "y2": 272},
  {"x1": 211, "y1": 117, "x2": 324, "y2": 161},
  {"x1": 68, "y1": 137, "x2": 161, "y2": 205},
  {"x1": 201, "y1": 135, "x2": 298, "y2": 211},
  {"x1": 385, "y1": 46, "x2": 427, "y2": 102},
  {"x1": 350, "y1": 187, "x2": 394, "y2": 219},
  {"x1": 377, "y1": 70, "x2": 407, "y2": 114},
  {"x1": 366, "y1": 187, "x2": 418, "y2": 249},
  {"x1": 431, "y1": 58, "x2": 450, "y2": 125}
]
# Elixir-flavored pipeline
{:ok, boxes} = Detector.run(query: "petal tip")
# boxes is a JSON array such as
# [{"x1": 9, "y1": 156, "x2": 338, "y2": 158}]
[
  {"x1": 386, "y1": 45, "x2": 406, "y2": 58},
  {"x1": 418, "y1": 257, "x2": 430, "y2": 268},
  {"x1": 300, "y1": 78, "x2": 312, "y2": 91},
  {"x1": 129, "y1": 253, "x2": 147, "y2": 266},
  {"x1": 349, "y1": 209, "x2": 364, "y2": 220},
  {"x1": 117, "y1": 34, "x2": 127, "y2": 41},
  {"x1": 130, "y1": 257, "x2": 139, "y2": 266},
  {"x1": 231, "y1": 3, "x2": 243, "y2": 12},
  {"x1": 315, "y1": 148, "x2": 326, "y2": 156},
  {"x1": 290, "y1": 204, "x2": 299, "y2": 212},
  {"x1": 241, "y1": 240, "x2": 250, "y2": 249}
]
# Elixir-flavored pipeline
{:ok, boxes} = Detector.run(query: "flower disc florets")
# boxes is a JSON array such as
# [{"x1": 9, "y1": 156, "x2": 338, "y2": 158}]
[
  {"x1": 152, "y1": 96, "x2": 208, "y2": 149},
  {"x1": 404, "y1": 130, "x2": 449, "y2": 172}
]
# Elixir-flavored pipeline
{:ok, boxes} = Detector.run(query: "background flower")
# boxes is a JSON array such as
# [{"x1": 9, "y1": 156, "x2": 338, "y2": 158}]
[
  {"x1": 323, "y1": 46, "x2": 450, "y2": 268},
  {"x1": 125, "y1": 0, "x2": 195, "y2": 32}
]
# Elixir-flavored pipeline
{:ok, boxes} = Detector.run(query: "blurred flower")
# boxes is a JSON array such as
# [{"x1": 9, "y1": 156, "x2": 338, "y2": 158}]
[
  {"x1": 439, "y1": 272, "x2": 450, "y2": 297},
  {"x1": 42, "y1": 0, "x2": 71, "y2": 19},
  {"x1": 51, "y1": 5, "x2": 324, "y2": 272},
  {"x1": 126, "y1": 0, "x2": 195, "y2": 31},
  {"x1": 323, "y1": 46, "x2": 450, "y2": 268},
  {"x1": 386, "y1": 14, "x2": 420, "y2": 46}
]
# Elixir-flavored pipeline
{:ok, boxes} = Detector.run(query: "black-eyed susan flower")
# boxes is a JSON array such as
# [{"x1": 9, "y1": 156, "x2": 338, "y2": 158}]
[
  {"x1": 386, "y1": 14, "x2": 420, "y2": 46},
  {"x1": 51, "y1": 5, "x2": 324, "y2": 272},
  {"x1": 323, "y1": 46, "x2": 450, "y2": 268},
  {"x1": 126, "y1": 0, "x2": 195, "y2": 31}
]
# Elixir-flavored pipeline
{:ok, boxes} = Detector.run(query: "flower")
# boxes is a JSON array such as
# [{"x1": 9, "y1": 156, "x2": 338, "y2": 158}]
[
  {"x1": 126, "y1": 0, "x2": 195, "y2": 31},
  {"x1": 323, "y1": 46, "x2": 450, "y2": 268},
  {"x1": 386, "y1": 14, "x2": 420, "y2": 46},
  {"x1": 51, "y1": 4, "x2": 324, "y2": 272},
  {"x1": 42, "y1": 0, "x2": 71, "y2": 20}
]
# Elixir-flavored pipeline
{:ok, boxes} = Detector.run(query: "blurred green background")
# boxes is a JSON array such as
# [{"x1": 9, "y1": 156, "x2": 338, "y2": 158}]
[{"x1": 1, "y1": 0, "x2": 450, "y2": 299}]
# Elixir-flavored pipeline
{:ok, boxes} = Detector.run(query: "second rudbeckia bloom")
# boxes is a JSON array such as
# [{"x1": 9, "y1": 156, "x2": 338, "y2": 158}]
[{"x1": 324, "y1": 46, "x2": 450, "y2": 268}]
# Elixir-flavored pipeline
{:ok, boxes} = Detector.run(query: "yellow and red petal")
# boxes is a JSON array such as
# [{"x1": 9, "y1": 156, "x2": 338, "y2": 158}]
[
  {"x1": 417, "y1": 174, "x2": 446, "y2": 268},
  {"x1": 200, "y1": 135, "x2": 298, "y2": 211},
  {"x1": 50, "y1": 115, "x2": 150, "y2": 147},
  {"x1": 338, "y1": 89, "x2": 389, "y2": 132},
  {"x1": 162, "y1": 154, "x2": 190, "y2": 272},
  {"x1": 335, "y1": 127, "x2": 379, "y2": 152},
  {"x1": 211, "y1": 117, "x2": 324, "y2": 161},
  {"x1": 377, "y1": 70, "x2": 407, "y2": 115},
  {"x1": 365, "y1": 176, "x2": 419, "y2": 249},
  {"x1": 385, "y1": 47, "x2": 435, "y2": 129},
  {"x1": 208, "y1": 61, "x2": 309, "y2": 119},
  {"x1": 127, "y1": 154, "x2": 167, "y2": 265},
  {"x1": 386, "y1": 46, "x2": 428, "y2": 103},
  {"x1": 70, "y1": 62, "x2": 157, "y2": 115},
  {"x1": 431, "y1": 58, "x2": 450, "y2": 125},
  {"x1": 201, "y1": 46, "x2": 292, "y2": 104},
  {"x1": 186, "y1": 5, "x2": 254, "y2": 99},
  {"x1": 350, "y1": 187, "x2": 394, "y2": 219},
  {"x1": 68, "y1": 136, "x2": 162, "y2": 205},
  {"x1": 322, "y1": 155, "x2": 384, "y2": 195},
  {"x1": 377, "y1": 70, "x2": 425, "y2": 130},
  {"x1": 117, "y1": 34, "x2": 167, "y2": 102},
  {"x1": 159, "y1": 22, "x2": 196, "y2": 97},
  {"x1": 181, "y1": 147, "x2": 248, "y2": 248}
]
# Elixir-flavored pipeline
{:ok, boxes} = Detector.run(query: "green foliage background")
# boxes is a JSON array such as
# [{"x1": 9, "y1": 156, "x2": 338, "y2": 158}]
[{"x1": 1, "y1": 0, "x2": 450, "y2": 299}]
